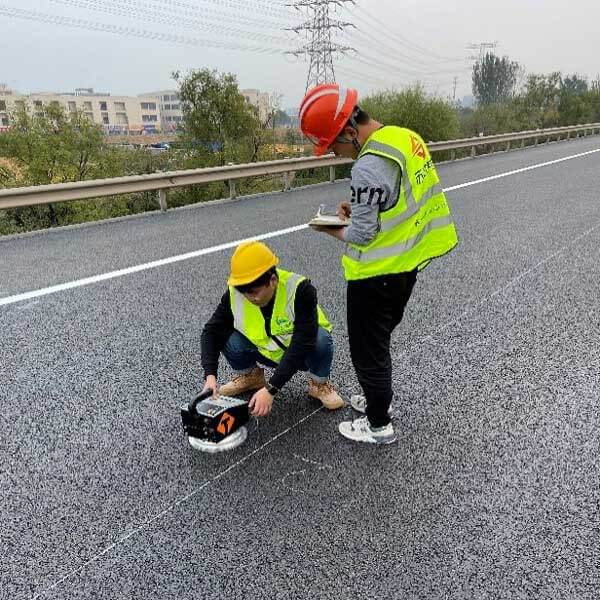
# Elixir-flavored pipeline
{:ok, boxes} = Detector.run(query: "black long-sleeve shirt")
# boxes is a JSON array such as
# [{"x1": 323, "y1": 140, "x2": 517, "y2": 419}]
[{"x1": 201, "y1": 280, "x2": 319, "y2": 389}]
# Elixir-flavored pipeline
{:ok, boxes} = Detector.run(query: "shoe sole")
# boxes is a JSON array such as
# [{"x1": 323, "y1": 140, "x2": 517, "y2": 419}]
[
  {"x1": 309, "y1": 395, "x2": 346, "y2": 410},
  {"x1": 219, "y1": 384, "x2": 265, "y2": 395},
  {"x1": 338, "y1": 425, "x2": 397, "y2": 445},
  {"x1": 339, "y1": 432, "x2": 397, "y2": 445}
]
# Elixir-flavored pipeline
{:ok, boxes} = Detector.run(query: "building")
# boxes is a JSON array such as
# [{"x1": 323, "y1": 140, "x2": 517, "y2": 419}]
[
  {"x1": 0, "y1": 85, "x2": 162, "y2": 134},
  {"x1": 140, "y1": 87, "x2": 272, "y2": 130},
  {"x1": 0, "y1": 84, "x2": 13, "y2": 130},
  {"x1": 0, "y1": 83, "x2": 274, "y2": 136},
  {"x1": 241, "y1": 89, "x2": 271, "y2": 121},
  {"x1": 140, "y1": 90, "x2": 183, "y2": 133}
]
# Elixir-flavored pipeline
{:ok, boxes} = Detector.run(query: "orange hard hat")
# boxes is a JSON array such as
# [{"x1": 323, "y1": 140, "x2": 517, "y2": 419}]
[
  {"x1": 299, "y1": 84, "x2": 359, "y2": 156},
  {"x1": 228, "y1": 241, "x2": 279, "y2": 286}
]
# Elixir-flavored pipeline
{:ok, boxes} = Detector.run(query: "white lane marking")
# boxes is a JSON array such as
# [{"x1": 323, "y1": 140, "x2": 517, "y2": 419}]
[
  {"x1": 0, "y1": 224, "x2": 306, "y2": 307},
  {"x1": 443, "y1": 147, "x2": 600, "y2": 192},
  {"x1": 31, "y1": 407, "x2": 323, "y2": 600},
  {"x1": 2, "y1": 147, "x2": 600, "y2": 309}
]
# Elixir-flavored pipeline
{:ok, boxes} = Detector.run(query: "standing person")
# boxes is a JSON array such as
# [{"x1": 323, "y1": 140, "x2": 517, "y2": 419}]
[
  {"x1": 200, "y1": 240, "x2": 345, "y2": 417},
  {"x1": 300, "y1": 84, "x2": 458, "y2": 444}
]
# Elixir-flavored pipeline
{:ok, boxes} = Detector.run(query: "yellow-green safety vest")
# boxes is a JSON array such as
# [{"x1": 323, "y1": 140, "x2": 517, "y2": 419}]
[
  {"x1": 229, "y1": 268, "x2": 332, "y2": 364},
  {"x1": 342, "y1": 126, "x2": 459, "y2": 281}
]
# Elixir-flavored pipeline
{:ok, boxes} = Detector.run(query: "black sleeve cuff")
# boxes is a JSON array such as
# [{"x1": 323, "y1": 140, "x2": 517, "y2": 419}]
[{"x1": 269, "y1": 373, "x2": 290, "y2": 391}]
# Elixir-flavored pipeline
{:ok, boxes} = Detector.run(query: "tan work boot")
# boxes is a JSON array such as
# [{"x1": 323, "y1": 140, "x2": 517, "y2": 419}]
[
  {"x1": 308, "y1": 379, "x2": 346, "y2": 410},
  {"x1": 219, "y1": 367, "x2": 266, "y2": 396}
]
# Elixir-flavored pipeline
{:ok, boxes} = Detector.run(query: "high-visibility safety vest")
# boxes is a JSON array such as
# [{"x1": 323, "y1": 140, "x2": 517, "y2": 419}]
[
  {"x1": 229, "y1": 268, "x2": 332, "y2": 364},
  {"x1": 342, "y1": 126, "x2": 458, "y2": 281}
]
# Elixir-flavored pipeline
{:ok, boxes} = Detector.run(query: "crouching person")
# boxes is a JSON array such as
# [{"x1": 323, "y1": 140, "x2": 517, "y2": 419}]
[{"x1": 200, "y1": 241, "x2": 345, "y2": 417}]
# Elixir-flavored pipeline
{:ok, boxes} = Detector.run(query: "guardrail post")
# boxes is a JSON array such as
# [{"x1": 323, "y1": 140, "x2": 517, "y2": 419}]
[
  {"x1": 521, "y1": 138, "x2": 526, "y2": 148},
  {"x1": 226, "y1": 162, "x2": 237, "y2": 199},
  {"x1": 506, "y1": 141, "x2": 511, "y2": 152},
  {"x1": 283, "y1": 171, "x2": 295, "y2": 191},
  {"x1": 329, "y1": 165, "x2": 336, "y2": 183},
  {"x1": 546, "y1": 135, "x2": 550, "y2": 144},
  {"x1": 450, "y1": 150, "x2": 456, "y2": 161},
  {"x1": 157, "y1": 189, "x2": 168, "y2": 212},
  {"x1": 228, "y1": 179, "x2": 237, "y2": 199},
  {"x1": 566, "y1": 131, "x2": 570, "y2": 140},
  {"x1": 584, "y1": 128, "x2": 588, "y2": 137},
  {"x1": 470, "y1": 145, "x2": 476, "y2": 158},
  {"x1": 534, "y1": 136, "x2": 539, "y2": 146}
]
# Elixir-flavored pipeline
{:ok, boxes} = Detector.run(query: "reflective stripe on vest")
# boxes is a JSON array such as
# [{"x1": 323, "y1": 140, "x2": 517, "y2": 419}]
[
  {"x1": 345, "y1": 214, "x2": 454, "y2": 261},
  {"x1": 342, "y1": 127, "x2": 458, "y2": 280},
  {"x1": 229, "y1": 268, "x2": 332, "y2": 364}
]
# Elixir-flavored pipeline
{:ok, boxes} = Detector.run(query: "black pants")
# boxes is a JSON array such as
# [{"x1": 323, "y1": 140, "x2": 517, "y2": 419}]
[{"x1": 347, "y1": 270, "x2": 418, "y2": 428}]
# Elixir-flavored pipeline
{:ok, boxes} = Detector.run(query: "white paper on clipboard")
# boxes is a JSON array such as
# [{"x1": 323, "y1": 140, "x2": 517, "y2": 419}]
[{"x1": 308, "y1": 204, "x2": 351, "y2": 228}]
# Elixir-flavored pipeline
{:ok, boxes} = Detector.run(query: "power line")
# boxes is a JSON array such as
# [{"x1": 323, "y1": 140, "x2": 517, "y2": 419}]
[
  {"x1": 0, "y1": 4, "x2": 287, "y2": 54},
  {"x1": 347, "y1": 2, "x2": 464, "y2": 63},
  {"x1": 51, "y1": 0, "x2": 292, "y2": 30},
  {"x1": 348, "y1": 51, "x2": 471, "y2": 81},
  {"x1": 342, "y1": 27, "x2": 467, "y2": 70},
  {"x1": 467, "y1": 41, "x2": 498, "y2": 62},
  {"x1": 47, "y1": 0, "x2": 295, "y2": 46},
  {"x1": 139, "y1": 0, "x2": 289, "y2": 19}
]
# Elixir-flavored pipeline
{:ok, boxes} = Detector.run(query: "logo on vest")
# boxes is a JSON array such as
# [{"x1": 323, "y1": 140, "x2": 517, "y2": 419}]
[
  {"x1": 411, "y1": 135, "x2": 426, "y2": 159},
  {"x1": 275, "y1": 316, "x2": 292, "y2": 328}
]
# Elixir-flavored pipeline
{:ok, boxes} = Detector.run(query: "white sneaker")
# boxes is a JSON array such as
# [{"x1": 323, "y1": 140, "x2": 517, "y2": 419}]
[
  {"x1": 338, "y1": 416, "x2": 397, "y2": 445},
  {"x1": 350, "y1": 394, "x2": 392, "y2": 415}
]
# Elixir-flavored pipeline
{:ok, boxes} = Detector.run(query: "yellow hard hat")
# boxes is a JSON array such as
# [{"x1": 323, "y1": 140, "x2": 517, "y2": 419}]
[{"x1": 227, "y1": 241, "x2": 279, "y2": 286}]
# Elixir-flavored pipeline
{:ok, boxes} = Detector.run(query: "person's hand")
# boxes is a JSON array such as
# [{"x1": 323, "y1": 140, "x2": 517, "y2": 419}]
[
  {"x1": 337, "y1": 201, "x2": 352, "y2": 219},
  {"x1": 202, "y1": 375, "x2": 218, "y2": 397},
  {"x1": 248, "y1": 387, "x2": 274, "y2": 417}
]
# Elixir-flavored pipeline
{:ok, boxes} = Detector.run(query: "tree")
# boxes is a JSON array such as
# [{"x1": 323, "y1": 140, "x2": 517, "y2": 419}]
[
  {"x1": 514, "y1": 72, "x2": 562, "y2": 128},
  {"x1": 0, "y1": 102, "x2": 119, "y2": 228},
  {"x1": 360, "y1": 85, "x2": 461, "y2": 142},
  {"x1": 562, "y1": 74, "x2": 588, "y2": 94},
  {"x1": 284, "y1": 128, "x2": 301, "y2": 146},
  {"x1": 472, "y1": 53, "x2": 520, "y2": 105},
  {"x1": 173, "y1": 68, "x2": 259, "y2": 165},
  {"x1": 0, "y1": 102, "x2": 107, "y2": 185}
]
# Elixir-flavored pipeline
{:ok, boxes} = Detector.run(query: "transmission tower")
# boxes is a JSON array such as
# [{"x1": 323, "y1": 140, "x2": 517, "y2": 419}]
[
  {"x1": 467, "y1": 41, "x2": 498, "y2": 62},
  {"x1": 287, "y1": 0, "x2": 355, "y2": 91}
]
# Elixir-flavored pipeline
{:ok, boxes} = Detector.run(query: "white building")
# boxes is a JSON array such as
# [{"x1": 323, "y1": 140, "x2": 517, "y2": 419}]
[
  {"x1": 0, "y1": 85, "x2": 162, "y2": 134},
  {"x1": 140, "y1": 87, "x2": 272, "y2": 130},
  {"x1": 241, "y1": 89, "x2": 271, "y2": 121},
  {"x1": 0, "y1": 83, "x2": 274, "y2": 135},
  {"x1": 140, "y1": 90, "x2": 183, "y2": 133}
]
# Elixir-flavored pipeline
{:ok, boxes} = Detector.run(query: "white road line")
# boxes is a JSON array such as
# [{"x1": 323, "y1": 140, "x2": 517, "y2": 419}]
[{"x1": 2, "y1": 147, "x2": 600, "y2": 309}]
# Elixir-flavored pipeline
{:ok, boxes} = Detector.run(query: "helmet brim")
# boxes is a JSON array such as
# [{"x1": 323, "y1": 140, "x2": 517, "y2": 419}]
[{"x1": 227, "y1": 256, "x2": 279, "y2": 286}]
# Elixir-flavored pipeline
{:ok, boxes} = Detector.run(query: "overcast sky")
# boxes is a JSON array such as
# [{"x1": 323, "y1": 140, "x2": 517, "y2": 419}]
[{"x1": 1, "y1": 0, "x2": 597, "y2": 109}]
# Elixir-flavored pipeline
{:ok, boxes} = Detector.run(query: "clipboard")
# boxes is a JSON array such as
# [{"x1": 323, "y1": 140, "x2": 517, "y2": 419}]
[{"x1": 308, "y1": 204, "x2": 351, "y2": 228}]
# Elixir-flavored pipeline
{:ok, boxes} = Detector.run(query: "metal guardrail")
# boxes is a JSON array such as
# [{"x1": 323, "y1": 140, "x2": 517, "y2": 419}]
[{"x1": 1, "y1": 122, "x2": 599, "y2": 211}]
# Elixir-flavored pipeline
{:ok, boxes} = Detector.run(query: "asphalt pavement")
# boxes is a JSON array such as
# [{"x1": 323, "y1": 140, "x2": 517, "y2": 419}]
[{"x1": 1, "y1": 136, "x2": 599, "y2": 599}]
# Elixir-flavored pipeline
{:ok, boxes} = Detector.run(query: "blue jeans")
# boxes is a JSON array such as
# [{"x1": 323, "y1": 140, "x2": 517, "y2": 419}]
[{"x1": 222, "y1": 327, "x2": 334, "y2": 382}]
